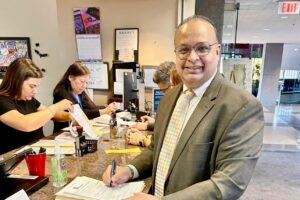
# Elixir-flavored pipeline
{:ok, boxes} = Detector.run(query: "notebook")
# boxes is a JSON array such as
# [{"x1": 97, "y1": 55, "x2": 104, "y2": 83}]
[{"x1": 56, "y1": 176, "x2": 145, "y2": 200}]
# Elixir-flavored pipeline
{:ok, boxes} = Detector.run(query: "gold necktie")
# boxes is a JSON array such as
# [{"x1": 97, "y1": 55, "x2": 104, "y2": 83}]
[{"x1": 154, "y1": 89, "x2": 195, "y2": 197}]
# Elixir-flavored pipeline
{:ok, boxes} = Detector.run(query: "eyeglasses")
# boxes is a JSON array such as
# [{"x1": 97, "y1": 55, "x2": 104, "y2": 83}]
[{"x1": 174, "y1": 42, "x2": 218, "y2": 60}]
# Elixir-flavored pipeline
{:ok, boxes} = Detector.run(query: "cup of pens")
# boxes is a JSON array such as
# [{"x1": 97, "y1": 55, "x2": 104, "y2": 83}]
[{"x1": 25, "y1": 147, "x2": 47, "y2": 177}]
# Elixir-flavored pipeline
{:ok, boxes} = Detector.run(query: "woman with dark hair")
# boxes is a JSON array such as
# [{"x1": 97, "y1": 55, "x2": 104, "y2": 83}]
[
  {"x1": 0, "y1": 58, "x2": 73, "y2": 154},
  {"x1": 53, "y1": 62, "x2": 116, "y2": 132}
]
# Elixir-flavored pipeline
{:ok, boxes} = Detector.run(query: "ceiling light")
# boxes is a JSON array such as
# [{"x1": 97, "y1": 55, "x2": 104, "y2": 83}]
[
  {"x1": 280, "y1": 16, "x2": 289, "y2": 19},
  {"x1": 226, "y1": 25, "x2": 233, "y2": 28},
  {"x1": 294, "y1": 48, "x2": 299, "y2": 51},
  {"x1": 263, "y1": 28, "x2": 271, "y2": 31}
]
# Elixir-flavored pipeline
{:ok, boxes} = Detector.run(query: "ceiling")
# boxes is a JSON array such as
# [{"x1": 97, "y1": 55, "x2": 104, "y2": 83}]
[{"x1": 223, "y1": 0, "x2": 300, "y2": 44}]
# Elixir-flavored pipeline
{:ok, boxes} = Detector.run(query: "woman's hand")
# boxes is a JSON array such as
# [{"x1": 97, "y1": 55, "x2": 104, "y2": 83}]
[
  {"x1": 126, "y1": 128, "x2": 146, "y2": 146},
  {"x1": 100, "y1": 102, "x2": 117, "y2": 115},
  {"x1": 140, "y1": 116, "x2": 155, "y2": 124},
  {"x1": 51, "y1": 99, "x2": 73, "y2": 113},
  {"x1": 131, "y1": 116, "x2": 155, "y2": 131},
  {"x1": 130, "y1": 122, "x2": 148, "y2": 131}
]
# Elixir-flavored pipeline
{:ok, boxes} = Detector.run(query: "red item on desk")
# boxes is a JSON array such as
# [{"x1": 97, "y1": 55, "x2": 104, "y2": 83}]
[{"x1": 25, "y1": 153, "x2": 46, "y2": 177}]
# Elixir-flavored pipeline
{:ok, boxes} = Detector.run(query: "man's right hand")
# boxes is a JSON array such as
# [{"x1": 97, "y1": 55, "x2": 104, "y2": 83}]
[{"x1": 102, "y1": 165, "x2": 132, "y2": 187}]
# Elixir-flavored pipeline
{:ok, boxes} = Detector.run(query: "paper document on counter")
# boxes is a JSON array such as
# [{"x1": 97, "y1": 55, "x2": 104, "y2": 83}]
[
  {"x1": 5, "y1": 189, "x2": 29, "y2": 200},
  {"x1": 16, "y1": 140, "x2": 75, "y2": 155},
  {"x1": 70, "y1": 104, "x2": 102, "y2": 139},
  {"x1": 56, "y1": 176, "x2": 145, "y2": 200}
]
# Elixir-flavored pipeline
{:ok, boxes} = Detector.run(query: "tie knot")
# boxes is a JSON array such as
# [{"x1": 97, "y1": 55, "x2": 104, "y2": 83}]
[{"x1": 184, "y1": 89, "x2": 195, "y2": 101}]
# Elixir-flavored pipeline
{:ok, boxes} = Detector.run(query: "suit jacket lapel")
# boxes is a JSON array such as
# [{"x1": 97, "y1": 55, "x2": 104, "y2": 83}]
[{"x1": 166, "y1": 73, "x2": 223, "y2": 179}]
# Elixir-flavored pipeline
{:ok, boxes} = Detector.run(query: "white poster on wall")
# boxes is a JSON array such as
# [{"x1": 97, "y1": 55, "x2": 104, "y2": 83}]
[{"x1": 222, "y1": 58, "x2": 253, "y2": 93}]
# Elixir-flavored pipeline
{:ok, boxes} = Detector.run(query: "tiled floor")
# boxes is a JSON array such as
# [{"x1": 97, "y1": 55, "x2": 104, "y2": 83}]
[
  {"x1": 240, "y1": 104, "x2": 300, "y2": 199},
  {"x1": 263, "y1": 104, "x2": 300, "y2": 151}
]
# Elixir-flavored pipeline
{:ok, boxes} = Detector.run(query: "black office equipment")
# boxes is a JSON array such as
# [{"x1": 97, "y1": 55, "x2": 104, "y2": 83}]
[
  {"x1": 0, "y1": 148, "x2": 33, "y2": 177},
  {"x1": 123, "y1": 72, "x2": 138, "y2": 112},
  {"x1": 112, "y1": 62, "x2": 137, "y2": 82},
  {"x1": 0, "y1": 148, "x2": 49, "y2": 199}
]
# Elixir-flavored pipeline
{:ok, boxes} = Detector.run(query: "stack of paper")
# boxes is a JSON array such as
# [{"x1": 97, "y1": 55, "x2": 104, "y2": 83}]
[{"x1": 56, "y1": 176, "x2": 145, "y2": 200}]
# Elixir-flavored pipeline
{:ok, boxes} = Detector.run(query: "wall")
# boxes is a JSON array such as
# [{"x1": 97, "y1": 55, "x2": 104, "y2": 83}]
[
  {"x1": 0, "y1": 0, "x2": 178, "y2": 134},
  {"x1": 56, "y1": 0, "x2": 178, "y2": 105},
  {"x1": 0, "y1": 0, "x2": 61, "y2": 134},
  {"x1": 281, "y1": 44, "x2": 300, "y2": 70}
]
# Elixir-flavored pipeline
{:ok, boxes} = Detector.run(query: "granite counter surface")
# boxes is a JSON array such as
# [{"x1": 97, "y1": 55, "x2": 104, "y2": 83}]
[{"x1": 6, "y1": 137, "x2": 151, "y2": 200}]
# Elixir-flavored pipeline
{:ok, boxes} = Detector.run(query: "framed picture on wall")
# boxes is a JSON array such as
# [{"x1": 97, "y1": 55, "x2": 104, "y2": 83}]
[
  {"x1": 142, "y1": 65, "x2": 158, "y2": 88},
  {"x1": 115, "y1": 28, "x2": 139, "y2": 62},
  {"x1": 0, "y1": 37, "x2": 32, "y2": 78}
]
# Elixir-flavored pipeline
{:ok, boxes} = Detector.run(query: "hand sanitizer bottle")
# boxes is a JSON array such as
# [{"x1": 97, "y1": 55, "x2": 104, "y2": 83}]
[{"x1": 51, "y1": 140, "x2": 68, "y2": 187}]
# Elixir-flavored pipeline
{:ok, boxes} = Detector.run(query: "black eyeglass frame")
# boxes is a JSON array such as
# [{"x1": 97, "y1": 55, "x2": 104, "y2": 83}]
[{"x1": 174, "y1": 42, "x2": 219, "y2": 60}]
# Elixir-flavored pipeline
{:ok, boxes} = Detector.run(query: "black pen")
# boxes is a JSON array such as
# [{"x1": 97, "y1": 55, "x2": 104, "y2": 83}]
[
  {"x1": 39, "y1": 147, "x2": 46, "y2": 154},
  {"x1": 110, "y1": 159, "x2": 116, "y2": 187}
]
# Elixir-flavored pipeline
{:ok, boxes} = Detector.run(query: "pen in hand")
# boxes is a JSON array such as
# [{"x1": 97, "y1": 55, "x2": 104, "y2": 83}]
[{"x1": 110, "y1": 160, "x2": 116, "y2": 187}]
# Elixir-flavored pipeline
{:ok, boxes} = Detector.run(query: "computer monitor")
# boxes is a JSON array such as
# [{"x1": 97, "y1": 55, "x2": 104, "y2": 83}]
[
  {"x1": 123, "y1": 72, "x2": 138, "y2": 112},
  {"x1": 0, "y1": 148, "x2": 33, "y2": 177}
]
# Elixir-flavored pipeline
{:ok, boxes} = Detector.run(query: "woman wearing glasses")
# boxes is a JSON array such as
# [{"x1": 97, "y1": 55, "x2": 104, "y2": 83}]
[{"x1": 52, "y1": 62, "x2": 117, "y2": 132}]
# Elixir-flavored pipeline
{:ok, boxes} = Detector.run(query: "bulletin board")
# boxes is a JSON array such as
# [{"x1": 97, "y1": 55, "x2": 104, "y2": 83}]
[{"x1": 82, "y1": 62, "x2": 109, "y2": 90}]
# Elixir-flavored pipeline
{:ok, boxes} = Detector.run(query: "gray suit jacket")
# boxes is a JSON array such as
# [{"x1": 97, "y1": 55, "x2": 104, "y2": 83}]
[{"x1": 130, "y1": 73, "x2": 264, "y2": 200}]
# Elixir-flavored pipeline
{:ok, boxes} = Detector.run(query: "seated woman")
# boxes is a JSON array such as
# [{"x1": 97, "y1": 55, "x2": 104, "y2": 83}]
[
  {"x1": 0, "y1": 58, "x2": 73, "y2": 154},
  {"x1": 126, "y1": 63, "x2": 182, "y2": 147},
  {"x1": 53, "y1": 62, "x2": 117, "y2": 132}
]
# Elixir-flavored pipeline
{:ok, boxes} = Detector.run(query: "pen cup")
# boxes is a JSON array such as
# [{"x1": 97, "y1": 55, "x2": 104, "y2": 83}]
[{"x1": 25, "y1": 153, "x2": 47, "y2": 177}]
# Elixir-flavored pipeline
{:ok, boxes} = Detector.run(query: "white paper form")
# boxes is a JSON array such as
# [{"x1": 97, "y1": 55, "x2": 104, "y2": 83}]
[
  {"x1": 56, "y1": 176, "x2": 145, "y2": 200},
  {"x1": 69, "y1": 104, "x2": 101, "y2": 139},
  {"x1": 115, "y1": 29, "x2": 138, "y2": 62},
  {"x1": 76, "y1": 34, "x2": 102, "y2": 60},
  {"x1": 5, "y1": 189, "x2": 30, "y2": 200}
]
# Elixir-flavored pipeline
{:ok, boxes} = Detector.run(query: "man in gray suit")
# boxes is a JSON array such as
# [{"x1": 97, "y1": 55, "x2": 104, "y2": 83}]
[{"x1": 102, "y1": 15, "x2": 264, "y2": 200}]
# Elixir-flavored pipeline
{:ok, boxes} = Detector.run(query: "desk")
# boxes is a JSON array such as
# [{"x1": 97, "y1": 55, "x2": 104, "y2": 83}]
[{"x1": 3, "y1": 131, "x2": 151, "y2": 200}]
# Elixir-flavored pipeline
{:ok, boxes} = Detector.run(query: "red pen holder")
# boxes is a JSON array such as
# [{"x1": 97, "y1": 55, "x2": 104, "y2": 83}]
[{"x1": 25, "y1": 153, "x2": 46, "y2": 177}]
